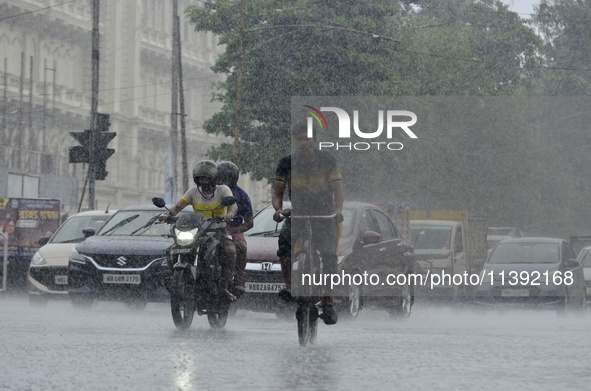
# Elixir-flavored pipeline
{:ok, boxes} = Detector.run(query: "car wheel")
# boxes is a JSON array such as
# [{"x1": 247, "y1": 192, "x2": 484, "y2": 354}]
[
  {"x1": 29, "y1": 295, "x2": 48, "y2": 307},
  {"x1": 389, "y1": 283, "x2": 413, "y2": 319},
  {"x1": 346, "y1": 282, "x2": 362, "y2": 318}
]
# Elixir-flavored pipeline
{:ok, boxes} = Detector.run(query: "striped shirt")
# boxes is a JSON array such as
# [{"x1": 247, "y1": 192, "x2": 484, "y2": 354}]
[{"x1": 181, "y1": 185, "x2": 233, "y2": 228}]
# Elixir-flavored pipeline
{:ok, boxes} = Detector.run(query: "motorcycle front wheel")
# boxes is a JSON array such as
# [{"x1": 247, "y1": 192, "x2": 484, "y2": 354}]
[{"x1": 171, "y1": 269, "x2": 195, "y2": 330}]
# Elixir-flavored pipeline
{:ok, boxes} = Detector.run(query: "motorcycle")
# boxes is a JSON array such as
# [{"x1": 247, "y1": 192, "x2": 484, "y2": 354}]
[{"x1": 152, "y1": 196, "x2": 237, "y2": 330}]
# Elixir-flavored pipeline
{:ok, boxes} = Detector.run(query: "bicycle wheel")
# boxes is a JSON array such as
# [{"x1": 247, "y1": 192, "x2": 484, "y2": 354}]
[{"x1": 297, "y1": 302, "x2": 312, "y2": 346}]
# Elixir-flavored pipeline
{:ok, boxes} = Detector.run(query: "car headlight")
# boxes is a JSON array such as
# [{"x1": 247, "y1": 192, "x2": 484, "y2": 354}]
[
  {"x1": 69, "y1": 248, "x2": 87, "y2": 265},
  {"x1": 175, "y1": 228, "x2": 198, "y2": 246},
  {"x1": 31, "y1": 252, "x2": 46, "y2": 266},
  {"x1": 479, "y1": 269, "x2": 491, "y2": 284}
]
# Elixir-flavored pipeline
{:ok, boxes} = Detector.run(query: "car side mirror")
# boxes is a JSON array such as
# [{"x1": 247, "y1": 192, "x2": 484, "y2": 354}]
[
  {"x1": 565, "y1": 259, "x2": 580, "y2": 268},
  {"x1": 82, "y1": 227, "x2": 96, "y2": 237},
  {"x1": 362, "y1": 230, "x2": 382, "y2": 245},
  {"x1": 37, "y1": 236, "x2": 50, "y2": 246},
  {"x1": 472, "y1": 259, "x2": 485, "y2": 271}
]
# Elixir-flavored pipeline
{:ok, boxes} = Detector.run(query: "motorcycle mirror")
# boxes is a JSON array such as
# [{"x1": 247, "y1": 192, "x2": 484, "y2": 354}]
[
  {"x1": 220, "y1": 196, "x2": 237, "y2": 206},
  {"x1": 152, "y1": 197, "x2": 166, "y2": 208}
]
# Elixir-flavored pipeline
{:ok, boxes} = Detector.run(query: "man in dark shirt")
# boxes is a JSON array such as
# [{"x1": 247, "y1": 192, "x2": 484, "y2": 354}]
[
  {"x1": 217, "y1": 161, "x2": 254, "y2": 296},
  {"x1": 272, "y1": 120, "x2": 344, "y2": 325}
]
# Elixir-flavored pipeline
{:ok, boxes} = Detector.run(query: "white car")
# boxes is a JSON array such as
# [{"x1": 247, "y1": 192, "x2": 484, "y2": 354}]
[
  {"x1": 27, "y1": 209, "x2": 115, "y2": 306},
  {"x1": 576, "y1": 245, "x2": 591, "y2": 301}
]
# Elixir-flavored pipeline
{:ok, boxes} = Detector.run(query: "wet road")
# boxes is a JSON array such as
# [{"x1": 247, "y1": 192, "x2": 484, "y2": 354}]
[{"x1": 1, "y1": 295, "x2": 590, "y2": 390}]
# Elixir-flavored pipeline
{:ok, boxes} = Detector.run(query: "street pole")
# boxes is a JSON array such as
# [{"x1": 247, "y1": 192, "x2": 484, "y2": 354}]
[
  {"x1": 169, "y1": 0, "x2": 179, "y2": 201},
  {"x1": 43, "y1": 59, "x2": 55, "y2": 151},
  {"x1": 89, "y1": 0, "x2": 100, "y2": 210},
  {"x1": 175, "y1": 8, "x2": 188, "y2": 192}
]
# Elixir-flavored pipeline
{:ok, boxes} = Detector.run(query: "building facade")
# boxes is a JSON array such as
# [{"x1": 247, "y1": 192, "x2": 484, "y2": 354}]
[{"x1": 0, "y1": 0, "x2": 269, "y2": 214}]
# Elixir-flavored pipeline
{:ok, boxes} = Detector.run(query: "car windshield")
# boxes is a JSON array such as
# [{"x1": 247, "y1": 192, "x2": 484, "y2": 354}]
[
  {"x1": 410, "y1": 225, "x2": 451, "y2": 259},
  {"x1": 97, "y1": 210, "x2": 169, "y2": 236},
  {"x1": 577, "y1": 250, "x2": 591, "y2": 267},
  {"x1": 50, "y1": 215, "x2": 112, "y2": 243},
  {"x1": 488, "y1": 242, "x2": 559, "y2": 264},
  {"x1": 247, "y1": 206, "x2": 354, "y2": 237},
  {"x1": 487, "y1": 239, "x2": 500, "y2": 248}
]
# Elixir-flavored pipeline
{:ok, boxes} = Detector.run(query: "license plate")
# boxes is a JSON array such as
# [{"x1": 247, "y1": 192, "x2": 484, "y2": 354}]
[
  {"x1": 501, "y1": 289, "x2": 529, "y2": 297},
  {"x1": 54, "y1": 275, "x2": 68, "y2": 285},
  {"x1": 103, "y1": 274, "x2": 141, "y2": 284},
  {"x1": 171, "y1": 248, "x2": 192, "y2": 254},
  {"x1": 245, "y1": 282, "x2": 286, "y2": 293}
]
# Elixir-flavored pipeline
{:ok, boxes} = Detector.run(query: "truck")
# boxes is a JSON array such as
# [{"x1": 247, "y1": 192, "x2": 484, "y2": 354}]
[
  {"x1": 409, "y1": 210, "x2": 488, "y2": 300},
  {"x1": 0, "y1": 197, "x2": 61, "y2": 290}
]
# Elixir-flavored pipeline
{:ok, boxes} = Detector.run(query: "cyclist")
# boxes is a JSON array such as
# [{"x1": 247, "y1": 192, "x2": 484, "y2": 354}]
[
  {"x1": 217, "y1": 161, "x2": 254, "y2": 296},
  {"x1": 272, "y1": 120, "x2": 344, "y2": 325},
  {"x1": 159, "y1": 160, "x2": 238, "y2": 301}
]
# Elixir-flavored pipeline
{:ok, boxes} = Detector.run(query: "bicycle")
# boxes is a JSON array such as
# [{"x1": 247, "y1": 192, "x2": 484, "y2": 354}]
[{"x1": 283, "y1": 209, "x2": 337, "y2": 346}]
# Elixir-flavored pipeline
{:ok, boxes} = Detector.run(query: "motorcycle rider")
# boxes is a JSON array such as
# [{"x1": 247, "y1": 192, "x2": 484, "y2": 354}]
[
  {"x1": 159, "y1": 160, "x2": 239, "y2": 301},
  {"x1": 272, "y1": 120, "x2": 344, "y2": 325},
  {"x1": 216, "y1": 161, "x2": 254, "y2": 296}
]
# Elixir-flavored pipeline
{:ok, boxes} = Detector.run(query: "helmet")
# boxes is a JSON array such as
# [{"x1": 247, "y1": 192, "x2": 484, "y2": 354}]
[
  {"x1": 217, "y1": 161, "x2": 239, "y2": 188},
  {"x1": 192, "y1": 160, "x2": 218, "y2": 185}
]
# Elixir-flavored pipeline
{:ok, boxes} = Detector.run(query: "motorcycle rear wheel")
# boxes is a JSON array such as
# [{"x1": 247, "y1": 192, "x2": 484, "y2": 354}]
[
  {"x1": 207, "y1": 311, "x2": 228, "y2": 329},
  {"x1": 171, "y1": 269, "x2": 195, "y2": 330}
]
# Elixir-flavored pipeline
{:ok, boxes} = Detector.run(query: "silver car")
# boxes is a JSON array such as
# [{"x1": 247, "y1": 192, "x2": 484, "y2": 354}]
[
  {"x1": 27, "y1": 209, "x2": 115, "y2": 306},
  {"x1": 474, "y1": 237, "x2": 586, "y2": 313},
  {"x1": 576, "y1": 245, "x2": 591, "y2": 301}
]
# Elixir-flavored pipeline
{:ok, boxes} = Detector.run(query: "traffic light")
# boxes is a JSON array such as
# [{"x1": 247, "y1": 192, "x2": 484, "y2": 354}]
[
  {"x1": 69, "y1": 130, "x2": 92, "y2": 164},
  {"x1": 68, "y1": 113, "x2": 116, "y2": 180},
  {"x1": 95, "y1": 113, "x2": 115, "y2": 180},
  {"x1": 94, "y1": 131, "x2": 116, "y2": 180}
]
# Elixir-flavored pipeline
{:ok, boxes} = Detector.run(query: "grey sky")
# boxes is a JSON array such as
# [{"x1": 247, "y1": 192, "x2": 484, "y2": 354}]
[{"x1": 502, "y1": 0, "x2": 540, "y2": 18}]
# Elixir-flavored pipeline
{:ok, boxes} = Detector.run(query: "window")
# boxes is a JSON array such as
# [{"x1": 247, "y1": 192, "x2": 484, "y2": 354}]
[
  {"x1": 360, "y1": 209, "x2": 379, "y2": 234},
  {"x1": 562, "y1": 242, "x2": 576, "y2": 261},
  {"x1": 371, "y1": 210, "x2": 395, "y2": 240}
]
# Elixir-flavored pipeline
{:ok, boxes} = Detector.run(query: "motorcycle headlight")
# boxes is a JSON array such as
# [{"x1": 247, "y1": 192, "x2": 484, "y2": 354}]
[
  {"x1": 175, "y1": 228, "x2": 198, "y2": 246},
  {"x1": 31, "y1": 252, "x2": 47, "y2": 266}
]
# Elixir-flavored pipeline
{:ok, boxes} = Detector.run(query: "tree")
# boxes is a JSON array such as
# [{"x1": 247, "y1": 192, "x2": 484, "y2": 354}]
[
  {"x1": 533, "y1": 0, "x2": 591, "y2": 95},
  {"x1": 186, "y1": 0, "x2": 403, "y2": 181}
]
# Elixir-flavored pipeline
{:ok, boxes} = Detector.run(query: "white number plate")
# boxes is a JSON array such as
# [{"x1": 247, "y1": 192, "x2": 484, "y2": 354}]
[
  {"x1": 501, "y1": 289, "x2": 529, "y2": 297},
  {"x1": 103, "y1": 274, "x2": 141, "y2": 285},
  {"x1": 54, "y1": 275, "x2": 68, "y2": 285},
  {"x1": 171, "y1": 248, "x2": 192, "y2": 254},
  {"x1": 245, "y1": 282, "x2": 286, "y2": 293}
]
